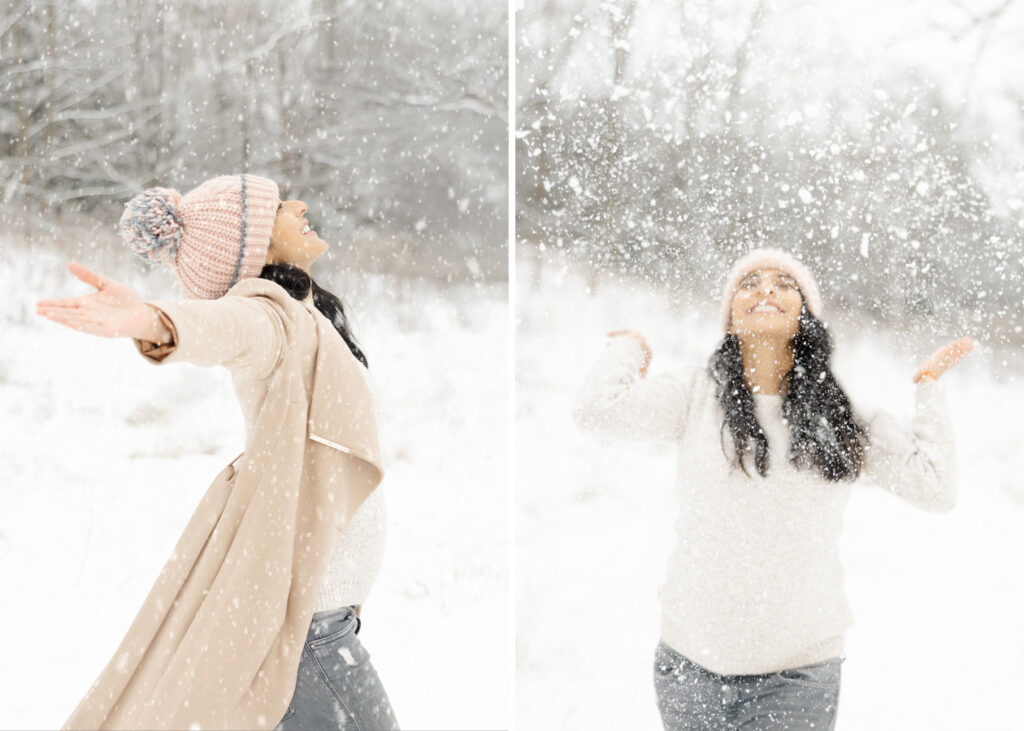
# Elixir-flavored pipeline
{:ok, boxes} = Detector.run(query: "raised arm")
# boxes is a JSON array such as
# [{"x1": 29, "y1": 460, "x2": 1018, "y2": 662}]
[
  {"x1": 863, "y1": 379, "x2": 956, "y2": 512},
  {"x1": 571, "y1": 333, "x2": 690, "y2": 441},
  {"x1": 131, "y1": 294, "x2": 285, "y2": 379}
]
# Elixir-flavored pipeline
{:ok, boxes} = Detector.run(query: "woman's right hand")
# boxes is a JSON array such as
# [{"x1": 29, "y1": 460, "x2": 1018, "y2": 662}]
[
  {"x1": 36, "y1": 261, "x2": 157, "y2": 340},
  {"x1": 608, "y1": 329, "x2": 652, "y2": 376}
]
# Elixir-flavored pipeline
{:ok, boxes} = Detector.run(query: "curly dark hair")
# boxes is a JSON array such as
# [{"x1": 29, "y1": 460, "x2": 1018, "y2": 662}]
[
  {"x1": 708, "y1": 302, "x2": 868, "y2": 481},
  {"x1": 258, "y1": 263, "x2": 368, "y2": 368}
]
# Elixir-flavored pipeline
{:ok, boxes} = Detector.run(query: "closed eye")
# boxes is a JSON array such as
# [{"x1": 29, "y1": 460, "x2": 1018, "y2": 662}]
[{"x1": 741, "y1": 273, "x2": 798, "y2": 290}]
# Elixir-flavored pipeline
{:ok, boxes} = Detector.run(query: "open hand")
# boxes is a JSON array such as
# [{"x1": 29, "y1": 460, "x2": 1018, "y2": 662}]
[
  {"x1": 36, "y1": 261, "x2": 151, "y2": 339},
  {"x1": 609, "y1": 329, "x2": 652, "y2": 377},
  {"x1": 913, "y1": 336, "x2": 975, "y2": 384}
]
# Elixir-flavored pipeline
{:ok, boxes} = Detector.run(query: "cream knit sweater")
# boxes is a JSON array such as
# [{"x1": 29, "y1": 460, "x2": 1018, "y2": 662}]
[
  {"x1": 572, "y1": 336, "x2": 956, "y2": 675},
  {"x1": 313, "y1": 486, "x2": 387, "y2": 612}
]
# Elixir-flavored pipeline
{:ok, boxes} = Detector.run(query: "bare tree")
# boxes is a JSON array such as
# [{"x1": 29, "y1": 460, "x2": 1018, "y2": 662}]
[
  {"x1": 516, "y1": 0, "x2": 1023, "y2": 344},
  {"x1": 1, "y1": 0, "x2": 507, "y2": 281}
]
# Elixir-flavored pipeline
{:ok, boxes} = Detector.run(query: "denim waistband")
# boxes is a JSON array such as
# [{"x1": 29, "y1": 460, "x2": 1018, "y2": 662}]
[
  {"x1": 307, "y1": 605, "x2": 360, "y2": 641},
  {"x1": 312, "y1": 605, "x2": 356, "y2": 622},
  {"x1": 657, "y1": 639, "x2": 842, "y2": 680}
]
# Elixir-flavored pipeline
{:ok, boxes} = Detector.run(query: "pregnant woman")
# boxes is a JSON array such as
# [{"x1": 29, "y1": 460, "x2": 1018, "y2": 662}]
[
  {"x1": 37, "y1": 174, "x2": 398, "y2": 730},
  {"x1": 572, "y1": 248, "x2": 973, "y2": 730}
]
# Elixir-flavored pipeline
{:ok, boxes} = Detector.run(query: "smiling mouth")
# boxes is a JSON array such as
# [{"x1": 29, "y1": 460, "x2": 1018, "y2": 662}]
[
  {"x1": 749, "y1": 301, "x2": 784, "y2": 314},
  {"x1": 301, "y1": 222, "x2": 314, "y2": 236}
]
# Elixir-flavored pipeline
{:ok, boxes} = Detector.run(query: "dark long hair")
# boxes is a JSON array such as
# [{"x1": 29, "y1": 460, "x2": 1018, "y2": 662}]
[
  {"x1": 708, "y1": 303, "x2": 867, "y2": 481},
  {"x1": 258, "y1": 263, "x2": 368, "y2": 368}
]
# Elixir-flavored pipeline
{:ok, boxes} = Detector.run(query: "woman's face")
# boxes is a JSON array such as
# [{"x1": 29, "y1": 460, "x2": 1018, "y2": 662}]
[
  {"x1": 728, "y1": 267, "x2": 803, "y2": 340},
  {"x1": 266, "y1": 199, "x2": 328, "y2": 272}
]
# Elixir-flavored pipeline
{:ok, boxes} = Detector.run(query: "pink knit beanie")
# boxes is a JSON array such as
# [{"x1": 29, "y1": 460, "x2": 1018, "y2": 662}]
[
  {"x1": 120, "y1": 174, "x2": 281, "y2": 299},
  {"x1": 720, "y1": 248, "x2": 823, "y2": 332}
]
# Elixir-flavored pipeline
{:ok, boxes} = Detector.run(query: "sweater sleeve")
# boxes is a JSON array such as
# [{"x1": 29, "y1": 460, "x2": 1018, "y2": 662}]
[
  {"x1": 131, "y1": 294, "x2": 286, "y2": 380},
  {"x1": 861, "y1": 379, "x2": 956, "y2": 513},
  {"x1": 571, "y1": 335, "x2": 689, "y2": 441}
]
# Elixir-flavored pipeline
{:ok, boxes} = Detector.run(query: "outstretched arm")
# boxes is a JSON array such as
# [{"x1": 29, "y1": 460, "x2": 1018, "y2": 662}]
[
  {"x1": 36, "y1": 261, "x2": 173, "y2": 343},
  {"x1": 571, "y1": 331, "x2": 689, "y2": 441},
  {"x1": 128, "y1": 296, "x2": 285, "y2": 379},
  {"x1": 37, "y1": 261, "x2": 285, "y2": 379}
]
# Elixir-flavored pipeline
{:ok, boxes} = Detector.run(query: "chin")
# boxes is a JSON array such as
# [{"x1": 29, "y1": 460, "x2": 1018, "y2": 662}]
[{"x1": 737, "y1": 320, "x2": 798, "y2": 338}]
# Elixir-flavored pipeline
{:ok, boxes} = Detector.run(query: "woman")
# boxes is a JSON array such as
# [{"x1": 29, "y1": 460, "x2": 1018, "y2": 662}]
[
  {"x1": 571, "y1": 248, "x2": 973, "y2": 731},
  {"x1": 36, "y1": 174, "x2": 398, "y2": 730}
]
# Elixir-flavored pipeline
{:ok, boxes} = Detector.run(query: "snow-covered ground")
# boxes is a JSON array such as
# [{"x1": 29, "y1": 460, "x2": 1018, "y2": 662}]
[
  {"x1": 0, "y1": 243, "x2": 509, "y2": 730},
  {"x1": 6, "y1": 237, "x2": 1021, "y2": 730},
  {"x1": 516, "y1": 249, "x2": 1024, "y2": 730}
]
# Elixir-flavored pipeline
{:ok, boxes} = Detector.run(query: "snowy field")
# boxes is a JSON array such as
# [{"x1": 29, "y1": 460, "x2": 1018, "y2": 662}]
[
  {"x1": 0, "y1": 243, "x2": 509, "y2": 730},
  {"x1": 516, "y1": 250, "x2": 1024, "y2": 730}
]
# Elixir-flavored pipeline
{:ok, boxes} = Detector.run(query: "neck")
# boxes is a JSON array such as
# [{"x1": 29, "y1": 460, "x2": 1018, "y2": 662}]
[{"x1": 738, "y1": 334, "x2": 794, "y2": 395}]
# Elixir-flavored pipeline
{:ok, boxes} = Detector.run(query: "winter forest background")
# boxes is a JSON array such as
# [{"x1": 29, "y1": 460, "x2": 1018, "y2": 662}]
[
  {"x1": 1, "y1": 0, "x2": 507, "y2": 280},
  {"x1": 518, "y1": 0, "x2": 1024, "y2": 345},
  {"x1": 517, "y1": 0, "x2": 1024, "y2": 729},
  {"x1": 1, "y1": 1, "x2": 507, "y2": 729}
]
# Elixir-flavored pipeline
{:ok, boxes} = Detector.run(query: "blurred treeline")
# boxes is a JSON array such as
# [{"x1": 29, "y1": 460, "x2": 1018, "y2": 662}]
[
  {"x1": 517, "y1": 0, "x2": 1024, "y2": 344},
  {"x1": 1, "y1": 0, "x2": 507, "y2": 281}
]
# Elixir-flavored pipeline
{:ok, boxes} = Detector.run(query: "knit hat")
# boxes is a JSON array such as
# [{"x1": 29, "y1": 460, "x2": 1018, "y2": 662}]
[
  {"x1": 720, "y1": 248, "x2": 823, "y2": 332},
  {"x1": 120, "y1": 174, "x2": 281, "y2": 299}
]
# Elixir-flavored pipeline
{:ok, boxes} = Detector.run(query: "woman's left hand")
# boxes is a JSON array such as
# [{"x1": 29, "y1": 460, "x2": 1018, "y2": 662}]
[{"x1": 913, "y1": 336, "x2": 975, "y2": 384}]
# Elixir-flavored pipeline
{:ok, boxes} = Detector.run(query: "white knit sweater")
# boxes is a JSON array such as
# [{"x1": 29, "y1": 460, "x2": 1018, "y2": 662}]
[
  {"x1": 313, "y1": 486, "x2": 387, "y2": 612},
  {"x1": 572, "y1": 336, "x2": 956, "y2": 675}
]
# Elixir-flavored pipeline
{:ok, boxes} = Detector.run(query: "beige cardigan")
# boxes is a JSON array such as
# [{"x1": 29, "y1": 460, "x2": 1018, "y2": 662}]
[{"x1": 62, "y1": 277, "x2": 384, "y2": 730}]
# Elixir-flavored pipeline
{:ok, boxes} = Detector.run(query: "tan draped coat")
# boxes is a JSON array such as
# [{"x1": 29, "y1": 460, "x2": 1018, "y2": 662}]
[{"x1": 62, "y1": 277, "x2": 384, "y2": 730}]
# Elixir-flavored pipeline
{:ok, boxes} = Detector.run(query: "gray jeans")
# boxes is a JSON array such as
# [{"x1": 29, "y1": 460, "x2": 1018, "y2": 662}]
[
  {"x1": 653, "y1": 641, "x2": 841, "y2": 731},
  {"x1": 274, "y1": 606, "x2": 399, "y2": 731}
]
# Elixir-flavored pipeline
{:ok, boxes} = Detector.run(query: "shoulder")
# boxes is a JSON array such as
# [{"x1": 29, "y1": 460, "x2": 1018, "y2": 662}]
[
  {"x1": 680, "y1": 362, "x2": 714, "y2": 393},
  {"x1": 220, "y1": 276, "x2": 319, "y2": 350},
  {"x1": 664, "y1": 362, "x2": 715, "y2": 419},
  {"x1": 675, "y1": 362, "x2": 718, "y2": 422},
  {"x1": 680, "y1": 362, "x2": 710, "y2": 380},
  {"x1": 224, "y1": 275, "x2": 296, "y2": 305},
  {"x1": 223, "y1": 277, "x2": 311, "y2": 323}
]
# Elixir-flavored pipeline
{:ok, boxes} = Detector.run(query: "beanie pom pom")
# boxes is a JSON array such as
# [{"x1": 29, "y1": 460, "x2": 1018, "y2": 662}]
[{"x1": 120, "y1": 187, "x2": 184, "y2": 265}]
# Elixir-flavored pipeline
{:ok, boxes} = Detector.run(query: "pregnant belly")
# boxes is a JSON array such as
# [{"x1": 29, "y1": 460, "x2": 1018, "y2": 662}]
[{"x1": 658, "y1": 536, "x2": 853, "y2": 671}]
